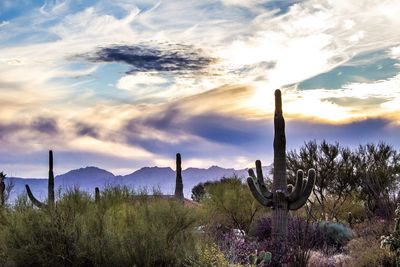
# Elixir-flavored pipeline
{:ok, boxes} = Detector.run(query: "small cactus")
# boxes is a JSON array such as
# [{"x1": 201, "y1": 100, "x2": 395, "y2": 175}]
[
  {"x1": 95, "y1": 187, "x2": 100, "y2": 203},
  {"x1": 247, "y1": 90, "x2": 316, "y2": 238},
  {"x1": 249, "y1": 250, "x2": 272, "y2": 266},
  {"x1": 25, "y1": 150, "x2": 55, "y2": 208}
]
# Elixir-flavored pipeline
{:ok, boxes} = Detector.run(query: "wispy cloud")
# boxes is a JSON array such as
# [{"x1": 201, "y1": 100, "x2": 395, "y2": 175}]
[{"x1": 1, "y1": 0, "x2": 400, "y2": 176}]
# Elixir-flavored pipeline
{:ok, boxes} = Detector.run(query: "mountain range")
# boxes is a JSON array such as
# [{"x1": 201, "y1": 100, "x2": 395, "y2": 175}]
[{"x1": 7, "y1": 164, "x2": 272, "y2": 203}]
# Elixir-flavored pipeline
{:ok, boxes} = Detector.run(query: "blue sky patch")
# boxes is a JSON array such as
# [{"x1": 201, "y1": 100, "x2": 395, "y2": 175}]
[{"x1": 298, "y1": 50, "x2": 400, "y2": 90}]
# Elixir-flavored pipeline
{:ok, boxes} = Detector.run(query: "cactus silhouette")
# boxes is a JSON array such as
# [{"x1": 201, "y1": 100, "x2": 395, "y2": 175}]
[
  {"x1": 0, "y1": 172, "x2": 5, "y2": 206},
  {"x1": 247, "y1": 89, "x2": 316, "y2": 238},
  {"x1": 25, "y1": 150, "x2": 55, "y2": 208},
  {"x1": 95, "y1": 187, "x2": 100, "y2": 203},
  {"x1": 174, "y1": 153, "x2": 184, "y2": 201}
]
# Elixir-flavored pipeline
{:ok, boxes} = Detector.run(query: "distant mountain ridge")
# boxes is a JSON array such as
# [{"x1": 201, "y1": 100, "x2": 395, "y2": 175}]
[{"x1": 7, "y1": 164, "x2": 272, "y2": 203}]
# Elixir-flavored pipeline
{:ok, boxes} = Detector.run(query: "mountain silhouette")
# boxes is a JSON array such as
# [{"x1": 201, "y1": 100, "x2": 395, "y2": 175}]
[{"x1": 7, "y1": 164, "x2": 272, "y2": 203}]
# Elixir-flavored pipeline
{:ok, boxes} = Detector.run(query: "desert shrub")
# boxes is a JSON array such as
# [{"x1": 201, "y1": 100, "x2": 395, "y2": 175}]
[
  {"x1": 0, "y1": 187, "x2": 201, "y2": 267},
  {"x1": 201, "y1": 177, "x2": 263, "y2": 234},
  {"x1": 252, "y1": 216, "x2": 272, "y2": 241},
  {"x1": 318, "y1": 221, "x2": 353, "y2": 250},
  {"x1": 346, "y1": 237, "x2": 395, "y2": 266},
  {"x1": 194, "y1": 243, "x2": 230, "y2": 267},
  {"x1": 308, "y1": 251, "x2": 351, "y2": 267},
  {"x1": 352, "y1": 217, "x2": 392, "y2": 238},
  {"x1": 250, "y1": 216, "x2": 326, "y2": 266},
  {"x1": 216, "y1": 231, "x2": 258, "y2": 265}
]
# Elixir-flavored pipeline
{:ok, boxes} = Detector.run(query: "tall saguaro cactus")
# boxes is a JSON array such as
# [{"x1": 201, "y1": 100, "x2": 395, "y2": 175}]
[
  {"x1": 247, "y1": 89, "x2": 316, "y2": 238},
  {"x1": 25, "y1": 150, "x2": 55, "y2": 208},
  {"x1": 174, "y1": 153, "x2": 184, "y2": 201}
]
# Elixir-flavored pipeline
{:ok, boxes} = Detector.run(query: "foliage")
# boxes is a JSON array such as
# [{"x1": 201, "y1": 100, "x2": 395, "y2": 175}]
[
  {"x1": 347, "y1": 237, "x2": 395, "y2": 267},
  {"x1": 191, "y1": 181, "x2": 213, "y2": 202},
  {"x1": 250, "y1": 216, "x2": 327, "y2": 266},
  {"x1": 0, "y1": 172, "x2": 14, "y2": 207},
  {"x1": 216, "y1": 231, "x2": 258, "y2": 265},
  {"x1": 308, "y1": 251, "x2": 351, "y2": 267},
  {"x1": 201, "y1": 177, "x2": 263, "y2": 234},
  {"x1": 287, "y1": 140, "x2": 359, "y2": 221},
  {"x1": 287, "y1": 140, "x2": 400, "y2": 220},
  {"x1": 318, "y1": 221, "x2": 353, "y2": 249},
  {"x1": 195, "y1": 243, "x2": 230, "y2": 267},
  {"x1": 0, "y1": 187, "x2": 199, "y2": 267},
  {"x1": 355, "y1": 143, "x2": 400, "y2": 219}
]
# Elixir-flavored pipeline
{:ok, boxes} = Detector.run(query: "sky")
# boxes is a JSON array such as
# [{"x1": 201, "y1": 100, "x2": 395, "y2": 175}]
[{"x1": 1, "y1": 0, "x2": 400, "y2": 177}]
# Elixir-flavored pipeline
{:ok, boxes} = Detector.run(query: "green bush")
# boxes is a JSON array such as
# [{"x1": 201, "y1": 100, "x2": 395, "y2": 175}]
[
  {"x1": 318, "y1": 221, "x2": 353, "y2": 248},
  {"x1": 200, "y1": 177, "x2": 263, "y2": 234},
  {"x1": 0, "y1": 187, "x2": 200, "y2": 267}
]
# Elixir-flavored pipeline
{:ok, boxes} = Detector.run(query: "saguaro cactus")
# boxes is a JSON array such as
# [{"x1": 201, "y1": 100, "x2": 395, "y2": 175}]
[
  {"x1": 0, "y1": 172, "x2": 5, "y2": 206},
  {"x1": 247, "y1": 89, "x2": 316, "y2": 238},
  {"x1": 95, "y1": 187, "x2": 100, "y2": 203},
  {"x1": 25, "y1": 150, "x2": 55, "y2": 208},
  {"x1": 174, "y1": 153, "x2": 184, "y2": 201}
]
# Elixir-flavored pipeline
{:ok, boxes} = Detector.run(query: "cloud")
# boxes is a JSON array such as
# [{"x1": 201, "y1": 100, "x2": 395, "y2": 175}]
[
  {"x1": 87, "y1": 44, "x2": 214, "y2": 73},
  {"x1": 2, "y1": 0, "x2": 400, "y2": 177},
  {"x1": 74, "y1": 123, "x2": 99, "y2": 138},
  {"x1": 31, "y1": 117, "x2": 59, "y2": 134}
]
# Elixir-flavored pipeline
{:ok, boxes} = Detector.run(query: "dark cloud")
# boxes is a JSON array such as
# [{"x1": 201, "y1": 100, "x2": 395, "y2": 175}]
[
  {"x1": 87, "y1": 44, "x2": 214, "y2": 73},
  {"x1": 0, "y1": 123, "x2": 22, "y2": 139},
  {"x1": 123, "y1": 101, "x2": 400, "y2": 161},
  {"x1": 0, "y1": 117, "x2": 59, "y2": 140},
  {"x1": 124, "y1": 107, "x2": 272, "y2": 158},
  {"x1": 75, "y1": 123, "x2": 99, "y2": 138},
  {"x1": 121, "y1": 84, "x2": 400, "y2": 161},
  {"x1": 184, "y1": 113, "x2": 270, "y2": 146},
  {"x1": 31, "y1": 117, "x2": 58, "y2": 134}
]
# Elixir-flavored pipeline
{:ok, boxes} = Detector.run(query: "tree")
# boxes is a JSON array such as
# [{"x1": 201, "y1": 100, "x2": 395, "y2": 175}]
[
  {"x1": 0, "y1": 172, "x2": 14, "y2": 207},
  {"x1": 191, "y1": 181, "x2": 212, "y2": 202},
  {"x1": 201, "y1": 177, "x2": 263, "y2": 234},
  {"x1": 286, "y1": 140, "x2": 359, "y2": 221},
  {"x1": 354, "y1": 142, "x2": 400, "y2": 219}
]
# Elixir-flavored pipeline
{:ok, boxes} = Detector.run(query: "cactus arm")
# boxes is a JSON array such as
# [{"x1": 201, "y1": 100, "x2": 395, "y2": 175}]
[
  {"x1": 255, "y1": 160, "x2": 273, "y2": 199},
  {"x1": 249, "y1": 169, "x2": 272, "y2": 199},
  {"x1": 248, "y1": 168, "x2": 257, "y2": 180},
  {"x1": 25, "y1": 150, "x2": 55, "y2": 209},
  {"x1": 247, "y1": 177, "x2": 273, "y2": 207},
  {"x1": 287, "y1": 184, "x2": 293, "y2": 194},
  {"x1": 288, "y1": 169, "x2": 316, "y2": 210},
  {"x1": 288, "y1": 170, "x2": 304, "y2": 202},
  {"x1": 25, "y1": 184, "x2": 46, "y2": 208}
]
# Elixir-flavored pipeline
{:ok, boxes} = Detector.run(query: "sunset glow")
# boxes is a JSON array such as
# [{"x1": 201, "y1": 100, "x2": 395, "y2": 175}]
[{"x1": 1, "y1": 0, "x2": 400, "y2": 177}]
